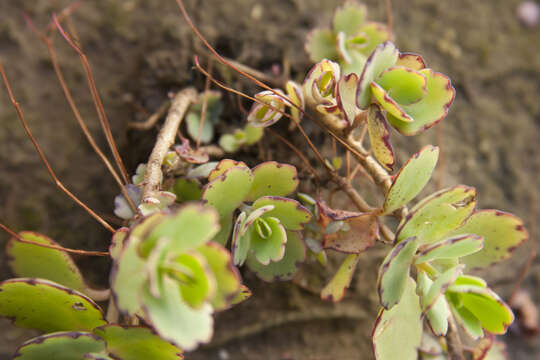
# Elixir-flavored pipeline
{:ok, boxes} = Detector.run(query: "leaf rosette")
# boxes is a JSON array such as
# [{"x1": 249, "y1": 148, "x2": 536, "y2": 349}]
[{"x1": 111, "y1": 204, "x2": 243, "y2": 350}]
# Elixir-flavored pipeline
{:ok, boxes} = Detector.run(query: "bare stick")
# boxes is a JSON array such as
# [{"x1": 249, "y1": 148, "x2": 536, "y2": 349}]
[
  {"x1": 53, "y1": 14, "x2": 130, "y2": 185},
  {"x1": 0, "y1": 222, "x2": 108, "y2": 256},
  {"x1": 0, "y1": 63, "x2": 115, "y2": 233},
  {"x1": 142, "y1": 88, "x2": 198, "y2": 202},
  {"x1": 24, "y1": 17, "x2": 137, "y2": 214},
  {"x1": 447, "y1": 316, "x2": 465, "y2": 360}
]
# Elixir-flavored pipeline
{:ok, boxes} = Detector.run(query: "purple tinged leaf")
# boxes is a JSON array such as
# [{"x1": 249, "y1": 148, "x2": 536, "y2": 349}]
[
  {"x1": 383, "y1": 145, "x2": 439, "y2": 214},
  {"x1": 396, "y1": 52, "x2": 426, "y2": 70},
  {"x1": 367, "y1": 103, "x2": 395, "y2": 171},
  {"x1": 377, "y1": 236, "x2": 419, "y2": 309},
  {"x1": 356, "y1": 41, "x2": 399, "y2": 109}
]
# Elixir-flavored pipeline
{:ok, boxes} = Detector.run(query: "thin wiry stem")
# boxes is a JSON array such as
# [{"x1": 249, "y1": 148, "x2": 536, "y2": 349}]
[
  {"x1": 0, "y1": 222, "x2": 108, "y2": 256},
  {"x1": 0, "y1": 63, "x2": 115, "y2": 233},
  {"x1": 24, "y1": 15, "x2": 137, "y2": 213},
  {"x1": 197, "y1": 59, "x2": 213, "y2": 149},
  {"x1": 266, "y1": 128, "x2": 320, "y2": 183},
  {"x1": 53, "y1": 14, "x2": 130, "y2": 185}
]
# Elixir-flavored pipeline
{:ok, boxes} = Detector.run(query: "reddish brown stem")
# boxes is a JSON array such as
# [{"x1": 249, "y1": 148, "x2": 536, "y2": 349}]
[
  {"x1": 0, "y1": 63, "x2": 115, "y2": 233},
  {"x1": 53, "y1": 14, "x2": 130, "y2": 185},
  {"x1": 0, "y1": 222, "x2": 108, "y2": 257}
]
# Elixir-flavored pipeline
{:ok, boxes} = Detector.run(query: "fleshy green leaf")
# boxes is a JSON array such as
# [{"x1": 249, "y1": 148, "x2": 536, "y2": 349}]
[
  {"x1": 322, "y1": 213, "x2": 379, "y2": 253},
  {"x1": 202, "y1": 166, "x2": 254, "y2": 246},
  {"x1": 375, "y1": 66, "x2": 427, "y2": 106},
  {"x1": 186, "y1": 112, "x2": 214, "y2": 144},
  {"x1": 247, "y1": 90, "x2": 286, "y2": 127},
  {"x1": 303, "y1": 59, "x2": 341, "y2": 103},
  {"x1": 448, "y1": 296, "x2": 483, "y2": 339},
  {"x1": 250, "y1": 217, "x2": 287, "y2": 265},
  {"x1": 387, "y1": 69, "x2": 455, "y2": 136},
  {"x1": 305, "y1": 28, "x2": 338, "y2": 63},
  {"x1": 417, "y1": 272, "x2": 450, "y2": 336},
  {"x1": 447, "y1": 210, "x2": 528, "y2": 269},
  {"x1": 13, "y1": 332, "x2": 106, "y2": 360},
  {"x1": 371, "y1": 81, "x2": 413, "y2": 122},
  {"x1": 246, "y1": 231, "x2": 306, "y2": 281},
  {"x1": 197, "y1": 242, "x2": 242, "y2": 311},
  {"x1": 7, "y1": 232, "x2": 85, "y2": 291},
  {"x1": 172, "y1": 178, "x2": 202, "y2": 202},
  {"x1": 422, "y1": 265, "x2": 463, "y2": 313},
  {"x1": 396, "y1": 185, "x2": 477, "y2": 244},
  {"x1": 252, "y1": 196, "x2": 311, "y2": 230},
  {"x1": 141, "y1": 204, "x2": 220, "y2": 255},
  {"x1": 321, "y1": 254, "x2": 360, "y2": 302},
  {"x1": 141, "y1": 276, "x2": 213, "y2": 351},
  {"x1": 372, "y1": 277, "x2": 423, "y2": 360},
  {"x1": 111, "y1": 214, "x2": 164, "y2": 314},
  {"x1": 367, "y1": 103, "x2": 394, "y2": 171},
  {"x1": 377, "y1": 237, "x2": 419, "y2": 309},
  {"x1": 0, "y1": 278, "x2": 106, "y2": 333},
  {"x1": 453, "y1": 275, "x2": 487, "y2": 288},
  {"x1": 175, "y1": 252, "x2": 215, "y2": 308},
  {"x1": 94, "y1": 325, "x2": 183, "y2": 360},
  {"x1": 219, "y1": 133, "x2": 240, "y2": 153},
  {"x1": 246, "y1": 162, "x2": 299, "y2": 201},
  {"x1": 356, "y1": 41, "x2": 399, "y2": 109},
  {"x1": 336, "y1": 73, "x2": 360, "y2": 126},
  {"x1": 207, "y1": 159, "x2": 249, "y2": 182},
  {"x1": 383, "y1": 145, "x2": 439, "y2": 214},
  {"x1": 448, "y1": 286, "x2": 514, "y2": 334},
  {"x1": 333, "y1": 1, "x2": 367, "y2": 35},
  {"x1": 203, "y1": 166, "x2": 253, "y2": 215},
  {"x1": 244, "y1": 124, "x2": 264, "y2": 145},
  {"x1": 415, "y1": 234, "x2": 484, "y2": 264}
]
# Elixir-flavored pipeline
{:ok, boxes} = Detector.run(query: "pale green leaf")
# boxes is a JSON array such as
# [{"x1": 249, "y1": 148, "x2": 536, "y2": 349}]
[
  {"x1": 396, "y1": 185, "x2": 477, "y2": 244},
  {"x1": 203, "y1": 166, "x2": 253, "y2": 216},
  {"x1": 372, "y1": 277, "x2": 423, "y2": 360},
  {"x1": 250, "y1": 217, "x2": 287, "y2": 265},
  {"x1": 387, "y1": 69, "x2": 455, "y2": 136},
  {"x1": 422, "y1": 265, "x2": 463, "y2": 312},
  {"x1": 305, "y1": 28, "x2": 338, "y2": 63},
  {"x1": 415, "y1": 234, "x2": 483, "y2": 264},
  {"x1": 447, "y1": 210, "x2": 528, "y2": 269},
  {"x1": 141, "y1": 276, "x2": 213, "y2": 351},
  {"x1": 336, "y1": 73, "x2": 360, "y2": 126},
  {"x1": 383, "y1": 145, "x2": 439, "y2": 214},
  {"x1": 246, "y1": 162, "x2": 299, "y2": 201},
  {"x1": 252, "y1": 196, "x2": 311, "y2": 230},
  {"x1": 377, "y1": 236, "x2": 419, "y2": 309},
  {"x1": 246, "y1": 231, "x2": 306, "y2": 281},
  {"x1": 333, "y1": 1, "x2": 367, "y2": 35},
  {"x1": 197, "y1": 243, "x2": 241, "y2": 311}
]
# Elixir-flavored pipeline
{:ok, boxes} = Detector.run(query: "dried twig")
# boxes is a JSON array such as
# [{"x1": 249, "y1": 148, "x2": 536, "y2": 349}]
[{"x1": 142, "y1": 88, "x2": 198, "y2": 202}]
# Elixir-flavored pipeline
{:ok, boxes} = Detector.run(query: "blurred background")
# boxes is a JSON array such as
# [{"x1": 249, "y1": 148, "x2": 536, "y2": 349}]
[{"x1": 0, "y1": 0, "x2": 539, "y2": 359}]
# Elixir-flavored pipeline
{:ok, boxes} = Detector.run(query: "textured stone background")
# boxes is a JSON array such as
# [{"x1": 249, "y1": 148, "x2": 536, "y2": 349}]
[{"x1": 0, "y1": 0, "x2": 539, "y2": 359}]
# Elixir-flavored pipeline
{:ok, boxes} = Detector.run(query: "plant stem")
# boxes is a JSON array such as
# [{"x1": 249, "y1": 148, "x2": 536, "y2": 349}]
[
  {"x1": 447, "y1": 316, "x2": 465, "y2": 360},
  {"x1": 142, "y1": 88, "x2": 198, "y2": 203}
]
